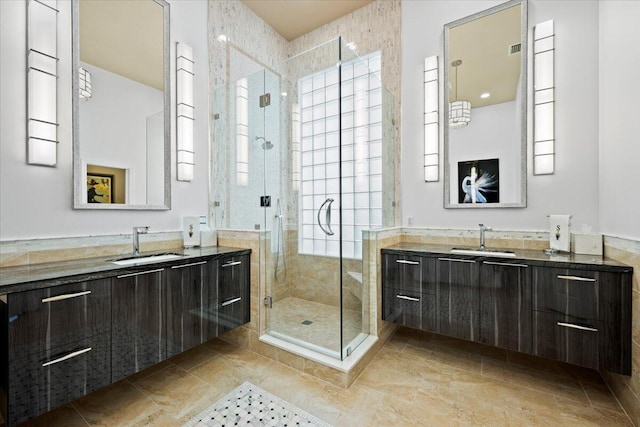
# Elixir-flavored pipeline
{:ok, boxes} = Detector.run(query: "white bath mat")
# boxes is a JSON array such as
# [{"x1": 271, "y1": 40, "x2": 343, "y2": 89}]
[{"x1": 183, "y1": 381, "x2": 332, "y2": 427}]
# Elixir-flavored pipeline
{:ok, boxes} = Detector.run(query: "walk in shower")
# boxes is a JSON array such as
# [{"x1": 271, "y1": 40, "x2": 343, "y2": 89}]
[{"x1": 212, "y1": 37, "x2": 395, "y2": 360}]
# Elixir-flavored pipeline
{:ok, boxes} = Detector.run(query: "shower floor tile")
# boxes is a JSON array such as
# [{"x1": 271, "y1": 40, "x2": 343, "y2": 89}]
[{"x1": 269, "y1": 297, "x2": 362, "y2": 354}]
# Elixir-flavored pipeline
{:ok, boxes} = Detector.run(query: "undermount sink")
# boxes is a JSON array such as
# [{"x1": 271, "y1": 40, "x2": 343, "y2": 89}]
[
  {"x1": 110, "y1": 253, "x2": 183, "y2": 266},
  {"x1": 450, "y1": 248, "x2": 516, "y2": 257}
]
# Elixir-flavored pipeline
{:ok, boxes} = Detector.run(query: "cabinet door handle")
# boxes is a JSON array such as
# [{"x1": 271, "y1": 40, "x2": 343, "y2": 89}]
[
  {"x1": 396, "y1": 294, "x2": 420, "y2": 302},
  {"x1": 438, "y1": 257, "x2": 476, "y2": 264},
  {"x1": 557, "y1": 275, "x2": 596, "y2": 282},
  {"x1": 221, "y1": 261, "x2": 242, "y2": 268},
  {"x1": 557, "y1": 322, "x2": 598, "y2": 332},
  {"x1": 117, "y1": 268, "x2": 164, "y2": 279},
  {"x1": 396, "y1": 260, "x2": 420, "y2": 265},
  {"x1": 483, "y1": 261, "x2": 528, "y2": 268},
  {"x1": 41, "y1": 290, "x2": 91, "y2": 303},
  {"x1": 221, "y1": 297, "x2": 242, "y2": 307},
  {"x1": 42, "y1": 347, "x2": 92, "y2": 367},
  {"x1": 171, "y1": 261, "x2": 207, "y2": 269}
]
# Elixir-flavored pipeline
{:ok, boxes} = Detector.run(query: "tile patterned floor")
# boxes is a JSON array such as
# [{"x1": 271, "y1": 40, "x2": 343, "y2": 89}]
[
  {"x1": 15, "y1": 328, "x2": 633, "y2": 426},
  {"x1": 269, "y1": 297, "x2": 362, "y2": 354}
]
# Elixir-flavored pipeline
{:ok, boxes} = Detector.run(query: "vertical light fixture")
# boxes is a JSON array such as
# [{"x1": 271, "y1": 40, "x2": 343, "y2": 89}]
[
  {"x1": 27, "y1": 0, "x2": 59, "y2": 166},
  {"x1": 533, "y1": 20, "x2": 555, "y2": 175},
  {"x1": 424, "y1": 55, "x2": 439, "y2": 182},
  {"x1": 176, "y1": 42, "x2": 194, "y2": 181}
]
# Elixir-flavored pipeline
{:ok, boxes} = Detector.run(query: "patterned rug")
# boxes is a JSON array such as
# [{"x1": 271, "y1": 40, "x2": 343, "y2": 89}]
[{"x1": 183, "y1": 382, "x2": 333, "y2": 427}]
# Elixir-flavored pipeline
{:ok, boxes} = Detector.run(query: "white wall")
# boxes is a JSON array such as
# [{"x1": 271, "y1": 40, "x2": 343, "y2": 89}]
[
  {"x1": 402, "y1": 1, "x2": 601, "y2": 232},
  {"x1": 0, "y1": 0, "x2": 210, "y2": 240},
  {"x1": 598, "y1": 0, "x2": 640, "y2": 241}
]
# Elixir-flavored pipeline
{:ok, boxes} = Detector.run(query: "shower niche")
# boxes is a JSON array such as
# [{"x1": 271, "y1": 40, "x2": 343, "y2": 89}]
[{"x1": 212, "y1": 37, "x2": 395, "y2": 360}]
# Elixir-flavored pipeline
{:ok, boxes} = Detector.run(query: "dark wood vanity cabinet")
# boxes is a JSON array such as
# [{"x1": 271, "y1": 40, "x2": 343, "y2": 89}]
[
  {"x1": 216, "y1": 254, "x2": 250, "y2": 334},
  {"x1": 478, "y1": 260, "x2": 532, "y2": 353},
  {"x1": 532, "y1": 267, "x2": 631, "y2": 373},
  {"x1": 1, "y1": 279, "x2": 112, "y2": 426},
  {"x1": 436, "y1": 257, "x2": 480, "y2": 342},
  {"x1": 382, "y1": 253, "x2": 436, "y2": 331},
  {"x1": 112, "y1": 268, "x2": 166, "y2": 382},
  {"x1": 166, "y1": 260, "x2": 219, "y2": 357},
  {"x1": 382, "y1": 248, "x2": 632, "y2": 376},
  {"x1": 0, "y1": 249, "x2": 251, "y2": 426}
]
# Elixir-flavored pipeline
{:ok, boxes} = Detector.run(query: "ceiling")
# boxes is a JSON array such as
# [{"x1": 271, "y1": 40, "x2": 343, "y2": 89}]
[
  {"x1": 79, "y1": 0, "x2": 164, "y2": 91},
  {"x1": 241, "y1": 0, "x2": 374, "y2": 41},
  {"x1": 449, "y1": 4, "x2": 522, "y2": 109}
]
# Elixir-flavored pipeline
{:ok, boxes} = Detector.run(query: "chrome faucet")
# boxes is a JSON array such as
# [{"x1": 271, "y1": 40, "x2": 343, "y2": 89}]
[
  {"x1": 479, "y1": 223, "x2": 492, "y2": 250},
  {"x1": 132, "y1": 226, "x2": 149, "y2": 256}
]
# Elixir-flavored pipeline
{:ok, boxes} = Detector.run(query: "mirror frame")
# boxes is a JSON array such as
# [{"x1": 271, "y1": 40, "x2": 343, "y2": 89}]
[
  {"x1": 443, "y1": 0, "x2": 527, "y2": 209},
  {"x1": 72, "y1": 0, "x2": 171, "y2": 210}
]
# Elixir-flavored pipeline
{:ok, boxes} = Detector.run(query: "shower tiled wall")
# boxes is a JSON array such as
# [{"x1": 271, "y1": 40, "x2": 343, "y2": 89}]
[{"x1": 602, "y1": 236, "x2": 640, "y2": 424}]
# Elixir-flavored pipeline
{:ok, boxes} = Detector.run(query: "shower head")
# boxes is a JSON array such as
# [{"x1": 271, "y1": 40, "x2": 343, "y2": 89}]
[{"x1": 255, "y1": 136, "x2": 274, "y2": 150}]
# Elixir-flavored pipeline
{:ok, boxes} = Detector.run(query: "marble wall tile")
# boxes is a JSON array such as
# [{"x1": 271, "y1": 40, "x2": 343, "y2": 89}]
[
  {"x1": 603, "y1": 236, "x2": 640, "y2": 426},
  {"x1": 0, "y1": 232, "x2": 184, "y2": 267}
]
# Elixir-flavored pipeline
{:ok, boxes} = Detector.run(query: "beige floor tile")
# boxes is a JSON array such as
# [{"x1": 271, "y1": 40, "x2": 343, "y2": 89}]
[
  {"x1": 18, "y1": 404, "x2": 88, "y2": 427},
  {"x1": 167, "y1": 343, "x2": 218, "y2": 371},
  {"x1": 132, "y1": 364, "x2": 214, "y2": 421},
  {"x1": 73, "y1": 380, "x2": 162, "y2": 426},
  {"x1": 481, "y1": 355, "x2": 590, "y2": 404}
]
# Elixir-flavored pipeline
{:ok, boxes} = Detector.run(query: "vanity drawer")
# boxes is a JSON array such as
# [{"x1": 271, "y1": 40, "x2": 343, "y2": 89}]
[
  {"x1": 533, "y1": 311, "x2": 599, "y2": 370},
  {"x1": 8, "y1": 278, "x2": 111, "y2": 359},
  {"x1": 8, "y1": 332, "x2": 111, "y2": 426},
  {"x1": 383, "y1": 287, "x2": 436, "y2": 331},
  {"x1": 533, "y1": 267, "x2": 598, "y2": 320}
]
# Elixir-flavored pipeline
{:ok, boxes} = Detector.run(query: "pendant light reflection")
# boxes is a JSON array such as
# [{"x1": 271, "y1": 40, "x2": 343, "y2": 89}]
[{"x1": 449, "y1": 59, "x2": 471, "y2": 129}]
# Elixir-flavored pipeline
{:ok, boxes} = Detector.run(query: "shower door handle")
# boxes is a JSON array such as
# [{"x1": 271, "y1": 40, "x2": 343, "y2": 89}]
[{"x1": 317, "y1": 198, "x2": 335, "y2": 236}]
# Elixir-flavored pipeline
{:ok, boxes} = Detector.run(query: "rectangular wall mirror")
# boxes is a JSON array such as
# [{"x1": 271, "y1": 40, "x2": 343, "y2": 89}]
[
  {"x1": 443, "y1": 0, "x2": 527, "y2": 208},
  {"x1": 72, "y1": 0, "x2": 171, "y2": 210}
]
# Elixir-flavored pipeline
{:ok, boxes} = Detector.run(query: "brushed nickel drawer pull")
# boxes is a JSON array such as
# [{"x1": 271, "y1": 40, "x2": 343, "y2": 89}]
[
  {"x1": 557, "y1": 275, "x2": 596, "y2": 282},
  {"x1": 42, "y1": 290, "x2": 91, "y2": 303},
  {"x1": 484, "y1": 261, "x2": 528, "y2": 268},
  {"x1": 171, "y1": 261, "x2": 207, "y2": 269},
  {"x1": 42, "y1": 347, "x2": 92, "y2": 367},
  {"x1": 117, "y1": 268, "x2": 164, "y2": 279},
  {"x1": 557, "y1": 322, "x2": 598, "y2": 332},
  {"x1": 438, "y1": 257, "x2": 476, "y2": 264},
  {"x1": 396, "y1": 260, "x2": 420, "y2": 265},
  {"x1": 221, "y1": 297, "x2": 242, "y2": 307},
  {"x1": 396, "y1": 294, "x2": 420, "y2": 302},
  {"x1": 222, "y1": 261, "x2": 242, "y2": 268}
]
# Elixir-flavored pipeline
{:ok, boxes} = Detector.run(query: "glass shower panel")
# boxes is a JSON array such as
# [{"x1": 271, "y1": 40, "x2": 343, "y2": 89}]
[
  {"x1": 338, "y1": 39, "x2": 394, "y2": 357},
  {"x1": 266, "y1": 39, "x2": 345, "y2": 359}
]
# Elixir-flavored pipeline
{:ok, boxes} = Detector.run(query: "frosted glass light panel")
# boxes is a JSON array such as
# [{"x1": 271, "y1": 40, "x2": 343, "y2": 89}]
[
  {"x1": 176, "y1": 42, "x2": 195, "y2": 181},
  {"x1": 424, "y1": 55, "x2": 439, "y2": 182},
  {"x1": 27, "y1": 0, "x2": 59, "y2": 166},
  {"x1": 533, "y1": 20, "x2": 555, "y2": 175}
]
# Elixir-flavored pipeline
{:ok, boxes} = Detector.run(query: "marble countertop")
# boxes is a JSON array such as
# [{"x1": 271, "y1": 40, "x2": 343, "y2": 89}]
[
  {"x1": 383, "y1": 242, "x2": 633, "y2": 272},
  {"x1": 0, "y1": 246, "x2": 251, "y2": 294}
]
